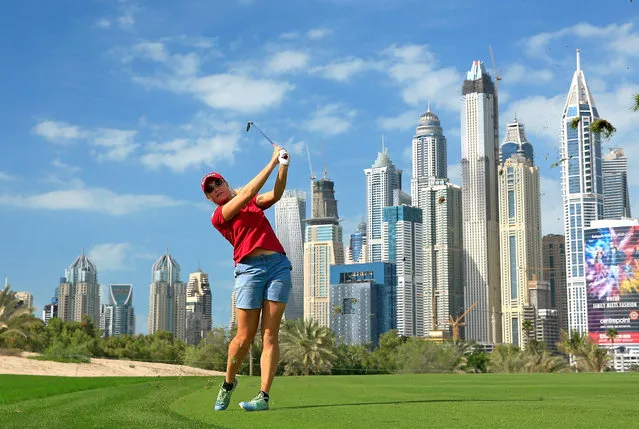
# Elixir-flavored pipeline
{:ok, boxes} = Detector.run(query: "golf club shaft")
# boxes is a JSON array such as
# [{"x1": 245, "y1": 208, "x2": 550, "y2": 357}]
[{"x1": 249, "y1": 122, "x2": 276, "y2": 146}]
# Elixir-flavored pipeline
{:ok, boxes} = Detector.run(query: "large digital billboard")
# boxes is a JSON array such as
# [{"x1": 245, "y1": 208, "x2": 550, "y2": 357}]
[{"x1": 585, "y1": 225, "x2": 639, "y2": 345}]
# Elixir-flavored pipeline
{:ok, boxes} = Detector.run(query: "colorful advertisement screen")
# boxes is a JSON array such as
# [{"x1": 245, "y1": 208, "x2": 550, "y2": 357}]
[{"x1": 585, "y1": 225, "x2": 639, "y2": 345}]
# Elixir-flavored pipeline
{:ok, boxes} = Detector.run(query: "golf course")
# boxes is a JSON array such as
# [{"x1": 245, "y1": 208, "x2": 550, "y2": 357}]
[{"x1": 1, "y1": 373, "x2": 638, "y2": 428}]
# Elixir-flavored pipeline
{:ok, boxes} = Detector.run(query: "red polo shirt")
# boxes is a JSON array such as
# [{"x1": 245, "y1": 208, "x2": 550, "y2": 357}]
[{"x1": 212, "y1": 196, "x2": 286, "y2": 265}]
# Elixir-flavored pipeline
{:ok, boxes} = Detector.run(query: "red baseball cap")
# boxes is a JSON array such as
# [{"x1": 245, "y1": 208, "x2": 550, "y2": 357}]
[{"x1": 201, "y1": 172, "x2": 225, "y2": 193}]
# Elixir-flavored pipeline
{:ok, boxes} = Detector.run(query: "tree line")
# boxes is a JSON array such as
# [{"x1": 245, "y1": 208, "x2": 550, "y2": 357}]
[{"x1": 1, "y1": 284, "x2": 636, "y2": 374}]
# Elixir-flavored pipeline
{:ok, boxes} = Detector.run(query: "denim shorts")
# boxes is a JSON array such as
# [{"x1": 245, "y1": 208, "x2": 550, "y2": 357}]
[{"x1": 234, "y1": 252, "x2": 293, "y2": 309}]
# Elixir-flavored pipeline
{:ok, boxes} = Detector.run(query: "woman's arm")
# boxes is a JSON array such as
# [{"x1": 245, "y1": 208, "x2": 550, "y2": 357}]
[
  {"x1": 221, "y1": 146, "x2": 280, "y2": 222},
  {"x1": 256, "y1": 160, "x2": 288, "y2": 210}
]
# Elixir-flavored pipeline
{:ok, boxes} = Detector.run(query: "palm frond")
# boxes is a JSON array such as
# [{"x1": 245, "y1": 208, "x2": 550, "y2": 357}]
[{"x1": 589, "y1": 119, "x2": 616, "y2": 140}]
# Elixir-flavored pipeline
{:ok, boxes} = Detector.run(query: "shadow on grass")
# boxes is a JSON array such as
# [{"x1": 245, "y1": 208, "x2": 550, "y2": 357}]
[{"x1": 274, "y1": 397, "x2": 544, "y2": 410}]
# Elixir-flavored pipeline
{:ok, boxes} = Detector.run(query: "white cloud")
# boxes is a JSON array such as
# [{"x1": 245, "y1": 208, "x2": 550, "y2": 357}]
[
  {"x1": 521, "y1": 22, "x2": 639, "y2": 76},
  {"x1": 127, "y1": 42, "x2": 294, "y2": 113},
  {"x1": 305, "y1": 104, "x2": 357, "y2": 135},
  {"x1": 312, "y1": 58, "x2": 376, "y2": 82},
  {"x1": 33, "y1": 120, "x2": 138, "y2": 161},
  {"x1": 0, "y1": 171, "x2": 15, "y2": 181},
  {"x1": 142, "y1": 134, "x2": 239, "y2": 173},
  {"x1": 266, "y1": 50, "x2": 310, "y2": 73},
  {"x1": 502, "y1": 63, "x2": 554, "y2": 84},
  {"x1": 32, "y1": 121, "x2": 85, "y2": 144},
  {"x1": 378, "y1": 110, "x2": 419, "y2": 131},
  {"x1": 278, "y1": 32, "x2": 299, "y2": 40},
  {"x1": 88, "y1": 243, "x2": 131, "y2": 271},
  {"x1": 502, "y1": 95, "x2": 565, "y2": 145},
  {"x1": 382, "y1": 44, "x2": 463, "y2": 111},
  {"x1": 306, "y1": 28, "x2": 333, "y2": 40},
  {"x1": 118, "y1": 10, "x2": 135, "y2": 28},
  {"x1": 51, "y1": 158, "x2": 82, "y2": 174},
  {"x1": 0, "y1": 187, "x2": 184, "y2": 215},
  {"x1": 96, "y1": 19, "x2": 111, "y2": 29},
  {"x1": 190, "y1": 74, "x2": 294, "y2": 113},
  {"x1": 91, "y1": 129, "x2": 138, "y2": 161}
]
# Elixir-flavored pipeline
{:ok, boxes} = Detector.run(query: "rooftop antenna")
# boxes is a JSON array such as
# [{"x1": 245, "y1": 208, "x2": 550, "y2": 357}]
[
  {"x1": 576, "y1": 48, "x2": 581, "y2": 71},
  {"x1": 322, "y1": 141, "x2": 328, "y2": 179},
  {"x1": 427, "y1": 101, "x2": 431, "y2": 112},
  {"x1": 382, "y1": 135, "x2": 385, "y2": 153}
]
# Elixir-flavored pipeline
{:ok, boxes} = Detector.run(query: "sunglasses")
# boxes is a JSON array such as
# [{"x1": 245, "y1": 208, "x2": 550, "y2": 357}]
[{"x1": 205, "y1": 178, "x2": 224, "y2": 193}]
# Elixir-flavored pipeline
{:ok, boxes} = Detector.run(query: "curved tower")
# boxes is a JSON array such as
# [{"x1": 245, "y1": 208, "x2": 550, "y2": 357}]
[{"x1": 148, "y1": 250, "x2": 185, "y2": 338}]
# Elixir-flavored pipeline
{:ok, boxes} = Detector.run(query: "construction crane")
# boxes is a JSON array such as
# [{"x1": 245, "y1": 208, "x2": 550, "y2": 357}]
[
  {"x1": 449, "y1": 301, "x2": 477, "y2": 342},
  {"x1": 489, "y1": 45, "x2": 503, "y2": 96},
  {"x1": 305, "y1": 143, "x2": 316, "y2": 182}
]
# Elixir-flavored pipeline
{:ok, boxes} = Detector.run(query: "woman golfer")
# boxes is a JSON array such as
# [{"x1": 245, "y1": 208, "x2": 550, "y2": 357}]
[{"x1": 202, "y1": 144, "x2": 291, "y2": 412}]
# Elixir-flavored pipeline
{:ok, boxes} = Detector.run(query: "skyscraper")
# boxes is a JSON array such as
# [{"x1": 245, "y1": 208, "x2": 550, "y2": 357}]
[
  {"x1": 304, "y1": 222, "x2": 344, "y2": 327},
  {"x1": 411, "y1": 107, "x2": 464, "y2": 337},
  {"x1": 497, "y1": 119, "x2": 543, "y2": 347},
  {"x1": 345, "y1": 221, "x2": 368, "y2": 264},
  {"x1": 148, "y1": 250, "x2": 186, "y2": 339},
  {"x1": 185, "y1": 269, "x2": 212, "y2": 345},
  {"x1": 15, "y1": 291, "x2": 34, "y2": 312},
  {"x1": 543, "y1": 234, "x2": 568, "y2": 333},
  {"x1": 57, "y1": 251, "x2": 100, "y2": 324},
  {"x1": 382, "y1": 205, "x2": 423, "y2": 337},
  {"x1": 329, "y1": 262, "x2": 397, "y2": 345},
  {"x1": 275, "y1": 189, "x2": 307, "y2": 321},
  {"x1": 461, "y1": 60, "x2": 501, "y2": 343},
  {"x1": 304, "y1": 174, "x2": 344, "y2": 327},
  {"x1": 561, "y1": 50, "x2": 604, "y2": 335},
  {"x1": 101, "y1": 284, "x2": 135, "y2": 337},
  {"x1": 602, "y1": 147, "x2": 631, "y2": 220},
  {"x1": 365, "y1": 148, "x2": 402, "y2": 262}
]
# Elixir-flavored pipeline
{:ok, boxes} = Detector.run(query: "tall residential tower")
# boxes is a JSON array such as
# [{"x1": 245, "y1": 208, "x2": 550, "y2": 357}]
[
  {"x1": 461, "y1": 60, "x2": 501, "y2": 343},
  {"x1": 561, "y1": 50, "x2": 604, "y2": 335},
  {"x1": 497, "y1": 120, "x2": 543, "y2": 346},
  {"x1": 365, "y1": 148, "x2": 402, "y2": 262},
  {"x1": 275, "y1": 189, "x2": 307, "y2": 321}
]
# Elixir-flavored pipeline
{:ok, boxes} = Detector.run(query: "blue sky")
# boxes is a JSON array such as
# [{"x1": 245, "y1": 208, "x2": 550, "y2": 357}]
[{"x1": 1, "y1": 0, "x2": 638, "y2": 334}]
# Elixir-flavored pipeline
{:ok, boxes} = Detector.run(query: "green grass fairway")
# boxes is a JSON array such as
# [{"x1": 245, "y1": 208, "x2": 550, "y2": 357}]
[{"x1": 1, "y1": 373, "x2": 638, "y2": 428}]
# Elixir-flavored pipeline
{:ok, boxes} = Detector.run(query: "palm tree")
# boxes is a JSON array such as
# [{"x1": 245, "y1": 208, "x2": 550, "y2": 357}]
[
  {"x1": 632, "y1": 93, "x2": 639, "y2": 112},
  {"x1": 606, "y1": 328, "x2": 619, "y2": 350},
  {"x1": 280, "y1": 318, "x2": 336, "y2": 376},
  {"x1": 522, "y1": 320, "x2": 534, "y2": 348},
  {"x1": 488, "y1": 344, "x2": 527, "y2": 373},
  {"x1": 557, "y1": 329, "x2": 611, "y2": 372},
  {"x1": 0, "y1": 283, "x2": 32, "y2": 338}
]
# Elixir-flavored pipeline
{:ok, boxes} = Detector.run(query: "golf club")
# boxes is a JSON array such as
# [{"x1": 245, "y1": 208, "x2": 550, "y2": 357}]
[{"x1": 246, "y1": 121, "x2": 275, "y2": 146}]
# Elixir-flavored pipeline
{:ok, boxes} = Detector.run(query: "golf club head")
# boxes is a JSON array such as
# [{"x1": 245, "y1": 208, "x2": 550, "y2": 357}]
[{"x1": 246, "y1": 121, "x2": 252, "y2": 132}]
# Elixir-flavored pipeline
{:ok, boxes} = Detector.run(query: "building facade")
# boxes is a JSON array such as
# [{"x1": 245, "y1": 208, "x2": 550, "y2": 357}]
[
  {"x1": 382, "y1": 205, "x2": 423, "y2": 337},
  {"x1": 185, "y1": 269, "x2": 212, "y2": 345},
  {"x1": 275, "y1": 189, "x2": 307, "y2": 321},
  {"x1": 304, "y1": 222, "x2": 344, "y2": 327},
  {"x1": 57, "y1": 252, "x2": 101, "y2": 325},
  {"x1": 148, "y1": 251, "x2": 186, "y2": 340},
  {"x1": 542, "y1": 234, "x2": 568, "y2": 333},
  {"x1": 561, "y1": 50, "x2": 604, "y2": 335},
  {"x1": 461, "y1": 60, "x2": 501, "y2": 343},
  {"x1": 411, "y1": 107, "x2": 464, "y2": 337},
  {"x1": 497, "y1": 120, "x2": 543, "y2": 347},
  {"x1": 602, "y1": 147, "x2": 631, "y2": 220},
  {"x1": 101, "y1": 284, "x2": 135, "y2": 337},
  {"x1": 345, "y1": 221, "x2": 368, "y2": 265},
  {"x1": 329, "y1": 262, "x2": 397, "y2": 345},
  {"x1": 365, "y1": 149, "x2": 402, "y2": 262}
]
